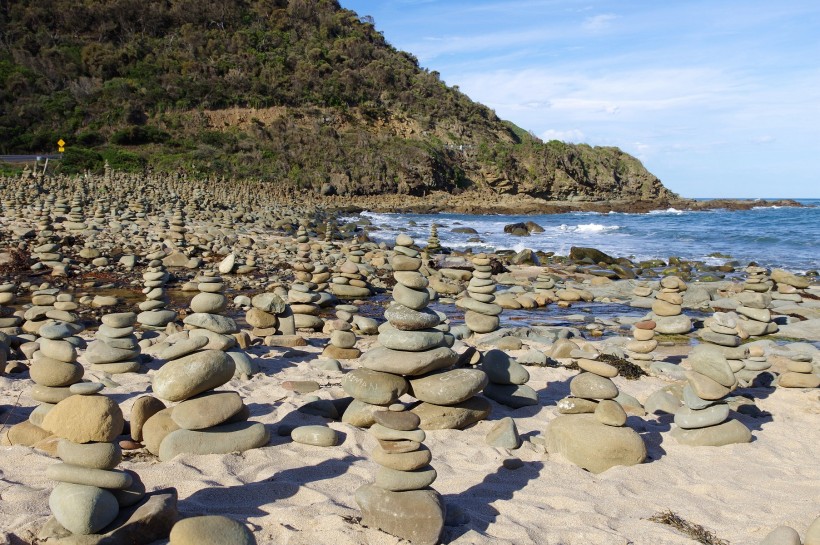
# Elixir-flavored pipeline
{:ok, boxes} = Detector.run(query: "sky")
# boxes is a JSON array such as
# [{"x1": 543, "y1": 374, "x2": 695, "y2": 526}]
[{"x1": 339, "y1": 0, "x2": 820, "y2": 198}]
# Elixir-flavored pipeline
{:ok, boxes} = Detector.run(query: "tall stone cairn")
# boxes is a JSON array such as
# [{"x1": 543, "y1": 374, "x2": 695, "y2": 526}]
[
  {"x1": 771, "y1": 268, "x2": 810, "y2": 303},
  {"x1": 41, "y1": 390, "x2": 137, "y2": 536},
  {"x1": 778, "y1": 353, "x2": 820, "y2": 389},
  {"x1": 355, "y1": 410, "x2": 445, "y2": 545},
  {"x1": 136, "y1": 252, "x2": 176, "y2": 330},
  {"x1": 457, "y1": 253, "x2": 502, "y2": 334},
  {"x1": 426, "y1": 223, "x2": 442, "y2": 254},
  {"x1": 671, "y1": 345, "x2": 752, "y2": 446},
  {"x1": 650, "y1": 275, "x2": 692, "y2": 335},
  {"x1": 85, "y1": 312, "x2": 141, "y2": 374},
  {"x1": 546, "y1": 358, "x2": 646, "y2": 473},
  {"x1": 734, "y1": 266, "x2": 778, "y2": 337},
  {"x1": 0, "y1": 283, "x2": 22, "y2": 334}
]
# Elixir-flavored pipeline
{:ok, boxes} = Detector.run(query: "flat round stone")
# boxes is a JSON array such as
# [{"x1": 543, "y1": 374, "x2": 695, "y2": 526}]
[
  {"x1": 373, "y1": 410, "x2": 420, "y2": 431},
  {"x1": 569, "y1": 372, "x2": 618, "y2": 400}
]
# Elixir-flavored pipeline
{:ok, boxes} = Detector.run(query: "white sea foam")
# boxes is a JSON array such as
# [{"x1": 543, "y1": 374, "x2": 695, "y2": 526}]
[
  {"x1": 648, "y1": 207, "x2": 685, "y2": 215},
  {"x1": 558, "y1": 223, "x2": 619, "y2": 233}
]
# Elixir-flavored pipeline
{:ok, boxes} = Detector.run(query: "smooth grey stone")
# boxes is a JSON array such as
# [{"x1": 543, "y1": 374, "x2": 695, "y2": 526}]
[
  {"x1": 409, "y1": 368, "x2": 488, "y2": 405},
  {"x1": 481, "y1": 349, "x2": 530, "y2": 385},
  {"x1": 47, "y1": 463, "x2": 133, "y2": 489},
  {"x1": 392, "y1": 283, "x2": 430, "y2": 310},
  {"x1": 670, "y1": 418, "x2": 751, "y2": 446},
  {"x1": 291, "y1": 425, "x2": 339, "y2": 446},
  {"x1": 158, "y1": 421, "x2": 269, "y2": 461},
  {"x1": 682, "y1": 383, "x2": 715, "y2": 410},
  {"x1": 57, "y1": 440, "x2": 121, "y2": 470},
  {"x1": 101, "y1": 312, "x2": 137, "y2": 328},
  {"x1": 374, "y1": 465, "x2": 437, "y2": 491},
  {"x1": 355, "y1": 485, "x2": 444, "y2": 545},
  {"x1": 569, "y1": 372, "x2": 618, "y2": 400},
  {"x1": 227, "y1": 349, "x2": 258, "y2": 378},
  {"x1": 152, "y1": 350, "x2": 235, "y2": 402},
  {"x1": 483, "y1": 383, "x2": 539, "y2": 408},
  {"x1": 251, "y1": 292, "x2": 287, "y2": 313},
  {"x1": 384, "y1": 304, "x2": 440, "y2": 331},
  {"x1": 49, "y1": 483, "x2": 119, "y2": 535},
  {"x1": 378, "y1": 328, "x2": 445, "y2": 352},
  {"x1": 342, "y1": 369, "x2": 408, "y2": 405},
  {"x1": 183, "y1": 313, "x2": 238, "y2": 335},
  {"x1": 169, "y1": 515, "x2": 255, "y2": 545},
  {"x1": 361, "y1": 346, "x2": 458, "y2": 377},
  {"x1": 485, "y1": 416, "x2": 521, "y2": 448},
  {"x1": 171, "y1": 391, "x2": 244, "y2": 430},
  {"x1": 158, "y1": 336, "x2": 209, "y2": 360}
]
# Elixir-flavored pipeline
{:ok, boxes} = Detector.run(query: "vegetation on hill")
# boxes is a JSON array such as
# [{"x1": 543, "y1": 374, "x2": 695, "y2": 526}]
[{"x1": 0, "y1": 0, "x2": 677, "y2": 202}]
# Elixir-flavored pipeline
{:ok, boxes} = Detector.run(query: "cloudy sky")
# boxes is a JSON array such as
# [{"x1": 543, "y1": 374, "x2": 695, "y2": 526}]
[{"x1": 340, "y1": 0, "x2": 820, "y2": 198}]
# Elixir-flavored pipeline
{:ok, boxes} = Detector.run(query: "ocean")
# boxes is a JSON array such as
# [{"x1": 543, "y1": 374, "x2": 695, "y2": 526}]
[{"x1": 346, "y1": 199, "x2": 820, "y2": 272}]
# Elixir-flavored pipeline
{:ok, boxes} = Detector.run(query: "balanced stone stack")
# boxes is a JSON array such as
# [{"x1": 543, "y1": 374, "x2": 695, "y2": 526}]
[
  {"x1": 650, "y1": 275, "x2": 692, "y2": 335},
  {"x1": 148, "y1": 345, "x2": 268, "y2": 461},
  {"x1": 742, "y1": 265, "x2": 773, "y2": 294},
  {"x1": 355, "y1": 410, "x2": 445, "y2": 545},
  {"x1": 322, "y1": 323, "x2": 361, "y2": 360},
  {"x1": 289, "y1": 242, "x2": 324, "y2": 332},
  {"x1": 0, "y1": 284, "x2": 22, "y2": 334},
  {"x1": 546, "y1": 358, "x2": 646, "y2": 473},
  {"x1": 671, "y1": 346, "x2": 752, "y2": 446},
  {"x1": 14, "y1": 319, "x2": 87, "y2": 443},
  {"x1": 700, "y1": 311, "x2": 743, "y2": 348},
  {"x1": 457, "y1": 253, "x2": 502, "y2": 334},
  {"x1": 330, "y1": 259, "x2": 372, "y2": 299},
  {"x1": 735, "y1": 289, "x2": 778, "y2": 338},
  {"x1": 533, "y1": 272, "x2": 556, "y2": 294},
  {"x1": 626, "y1": 319, "x2": 658, "y2": 363},
  {"x1": 39, "y1": 392, "x2": 144, "y2": 536},
  {"x1": 245, "y1": 291, "x2": 290, "y2": 338},
  {"x1": 169, "y1": 207, "x2": 187, "y2": 249},
  {"x1": 62, "y1": 192, "x2": 89, "y2": 234},
  {"x1": 22, "y1": 289, "x2": 82, "y2": 339},
  {"x1": 426, "y1": 223, "x2": 442, "y2": 255},
  {"x1": 778, "y1": 354, "x2": 820, "y2": 389},
  {"x1": 184, "y1": 273, "x2": 239, "y2": 346},
  {"x1": 772, "y1": 268, "x2": 810, "y2": 303},
  {"x1": 480, "y1": 349, "x2": 537, "y2": 408},
  {"x1": 85, "y1": 312, "x2": 141, "y2": 374},
  {"x1": 342, "y1": 236, "x2": 489, "y2": 431},
  {"x1": 137, "y1": 255, "x2": 176, "y2": 330}
]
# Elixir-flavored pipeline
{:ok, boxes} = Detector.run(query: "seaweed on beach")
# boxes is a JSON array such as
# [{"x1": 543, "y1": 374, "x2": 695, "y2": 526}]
[
  {"x1": 648, "y1": 510, "x2": 729, "y2": 545},
  {"x1": 598, "y1": 354, "x2": 648, "y2": 380}
]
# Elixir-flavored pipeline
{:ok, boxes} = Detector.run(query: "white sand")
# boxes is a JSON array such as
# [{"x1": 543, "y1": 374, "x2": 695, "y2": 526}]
[{"x1": 1, "y1": 336, "x2": 819, "y2": 545}]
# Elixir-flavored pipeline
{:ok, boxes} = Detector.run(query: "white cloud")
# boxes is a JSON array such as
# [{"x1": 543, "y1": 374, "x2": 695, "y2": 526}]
[
  {"x1": 582, "y1": 14, "x2": 617, "y2": 32},
  {"x1": 540, "y1": 128, "x2": 585, "y2": 142}
]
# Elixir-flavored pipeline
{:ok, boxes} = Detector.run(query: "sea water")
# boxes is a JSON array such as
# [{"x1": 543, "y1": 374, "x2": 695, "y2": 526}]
[{"x1": 345, "y1": 199, "x2": 820, "y2": 272}]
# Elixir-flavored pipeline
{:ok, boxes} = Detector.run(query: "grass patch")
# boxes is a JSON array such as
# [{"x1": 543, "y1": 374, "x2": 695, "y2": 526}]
[
  {"x1": 654, "y1": 333, "x2": 693, "y2": 343},
  {"x1": 648, "y1": 510, "x2": 729, "y2": 545}
]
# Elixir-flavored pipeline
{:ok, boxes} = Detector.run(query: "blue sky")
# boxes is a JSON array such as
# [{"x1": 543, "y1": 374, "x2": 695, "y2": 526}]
[{"x1": 339, "y1": 1, "x2": 820, "y2": 198}]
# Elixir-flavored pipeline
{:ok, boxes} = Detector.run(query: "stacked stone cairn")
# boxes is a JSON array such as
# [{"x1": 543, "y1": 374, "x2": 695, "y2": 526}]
[
  {"x1": 778, "y1": 353, "x2": 820, "y2": 389},
  {"x1": 289, "y1": 240, "x2": 325, "y2": 332},
  {"x1": 457, "y1": 253, "x2": 502, "y2": 334},
  {"x1": 671, "y1": 345, "x2": 752, "y2": 446},
  {"x1": 11, "y1": 314, "x2": 87, "y2": 445},
  {"x1": 772, "y1": 268, "x2": 810, "y2": 303},
  {"x1": 22, "y1": 289, "x2": 83, "y2": 340},
  {"x1": 245, "y1": 291, "x2": 291, "y2": 338},
  {"x1": 546, "y1": 358, "x2": 646, "y2": 473},
  {"x1": 40, "y1": 391, "x2": 138, "y2": 536},
  {"x1": 626, "y1": 319, "x2": 658, "y2": 363},
  {"x1": 137, "y1": 252, "x2": 176, "y2": 330},
  {"x1": 698, "y1": 312, "x2": 753, "y2": 383},
  {"x1": 330, "y1": 259, "x2": 372, "y2": 299},
  {"x1": 426, "y1": 223, "x2": 442, "y2": 255},
  {"x1": 734, "y1": 274, "x2": 778, "y2": 338},
  {"x1": 169, "y1": 207, "x2": 187, "y2": 249},
  {"x1": 355, "y1": 410, "x2": 445, "y2": 545},
  {"x1": 342, "y1": 235, "x2": 490, "y2": 431},
  {"x1": 650, "y1": 275, "x2": 692, "y2": 335},
  {"x1": 85, "y1": 312, "x2": 141, "y2": 374},
  {"x1": 0, "y1": 283, "x2": 22, "y2": 334},
  {"x1": 184, "y1": 272, "x2": 239, "y2": 346},
  {"x1": 480, "y1": 349, "x2": 537, "y2": 408},
  {"x1": 147, "y1": 317, "x2": 268, "y2": 460},
  {"x1": 533, "y1": 271, "x2": 556, "y2": 295},
  {"x1": 322, "y1": 319, "x2": 361, "y2": 360}
]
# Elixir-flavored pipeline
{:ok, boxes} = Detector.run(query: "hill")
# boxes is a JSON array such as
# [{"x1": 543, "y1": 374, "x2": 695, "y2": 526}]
[{"x1": 0, "y1": 0, "x2": 678, "y2": 203}]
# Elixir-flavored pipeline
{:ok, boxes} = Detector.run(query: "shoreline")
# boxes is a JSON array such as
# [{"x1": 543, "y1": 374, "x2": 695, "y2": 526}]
[{"x1": 319, "y1": 192, "x2": 806, "y2": 216}]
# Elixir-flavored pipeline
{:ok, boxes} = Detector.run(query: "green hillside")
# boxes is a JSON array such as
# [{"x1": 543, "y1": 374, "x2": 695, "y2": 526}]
[{"x1": 0, "y1": 0, "x2": 677, "y2": 201}]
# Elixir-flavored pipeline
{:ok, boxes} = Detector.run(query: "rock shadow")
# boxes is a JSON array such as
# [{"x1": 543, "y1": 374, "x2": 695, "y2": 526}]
[
  {"x1": 636, "y1": 413, "x2": 671, "y2": 462},
  {"x1": 182, "y1": 454, "x2": 363, "y2": 521},
  {"x1": 442, "y1": 460, "x2": 545, "y2": 542}
]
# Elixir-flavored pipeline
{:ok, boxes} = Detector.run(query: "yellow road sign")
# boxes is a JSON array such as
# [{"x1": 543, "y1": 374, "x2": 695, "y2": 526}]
[
  {"x1": 57, "y1": 139, "x2": 65, "y2": 147},
  {"x1": 58, "y1": 147, "x2": 65, "y2": 153}
]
